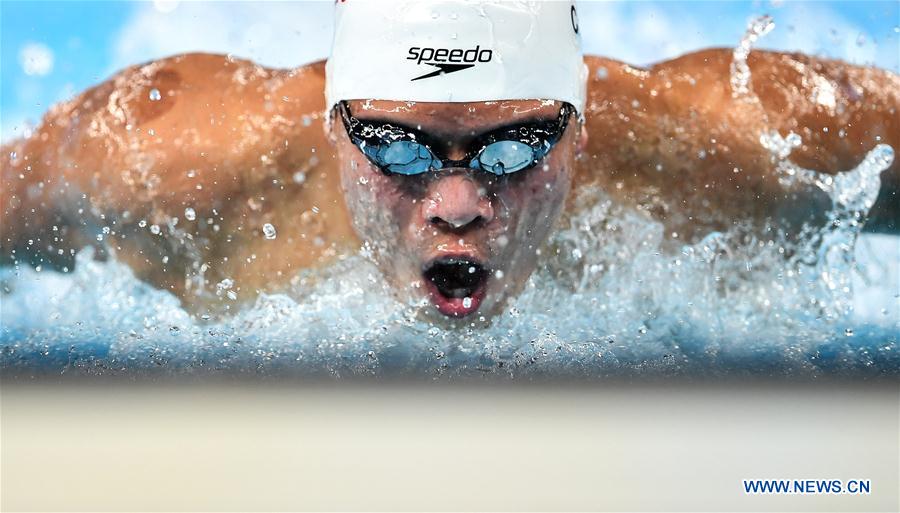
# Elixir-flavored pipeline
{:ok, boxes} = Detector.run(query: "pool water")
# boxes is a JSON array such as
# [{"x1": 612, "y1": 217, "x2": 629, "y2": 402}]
[{"x1": 2, "y1": 174, "x2": 896, "y2": 378}]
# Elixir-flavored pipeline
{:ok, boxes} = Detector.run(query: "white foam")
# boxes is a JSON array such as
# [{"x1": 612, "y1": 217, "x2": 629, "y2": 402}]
[{"x1": 2, "y1": 194, "x2": 897, "y2": 377}]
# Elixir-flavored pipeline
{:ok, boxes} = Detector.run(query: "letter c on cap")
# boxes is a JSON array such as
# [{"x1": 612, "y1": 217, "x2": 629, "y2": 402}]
[{"x1": 570, "y1": 5, "x2": 579, "y2": 34}]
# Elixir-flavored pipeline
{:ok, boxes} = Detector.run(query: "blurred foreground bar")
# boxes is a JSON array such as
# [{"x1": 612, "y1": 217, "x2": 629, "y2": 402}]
[{"x1": 2, "y1": 382, "x2": 898, "y2": 511}]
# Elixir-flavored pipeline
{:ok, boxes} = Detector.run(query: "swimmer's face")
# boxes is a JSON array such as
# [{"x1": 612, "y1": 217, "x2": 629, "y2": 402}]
[{"x1": 330, "y1": 100, "x2": 582, "y2": 323}]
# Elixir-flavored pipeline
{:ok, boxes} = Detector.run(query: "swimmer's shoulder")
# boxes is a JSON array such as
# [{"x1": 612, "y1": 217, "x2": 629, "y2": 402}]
[
  {"x1": 38, "y1": 53, "x2": 332, "y2": 199},
  {"x1": 88, "y1": 52, "x2": 328, "y2": 142},
  {"x1": 583, "y1": 55, "x2": 644, "y2": 93}
]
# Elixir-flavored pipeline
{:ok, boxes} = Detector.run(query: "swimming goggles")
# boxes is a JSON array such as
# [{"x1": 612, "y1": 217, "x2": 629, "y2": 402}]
[{"x1": 338, "y1": 101, "x2": 575, "y2": 176}]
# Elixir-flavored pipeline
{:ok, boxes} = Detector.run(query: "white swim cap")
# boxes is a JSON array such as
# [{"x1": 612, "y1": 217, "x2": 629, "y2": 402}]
[{"x1": 325, "y1": 0, "x2": 588, "y2": 114}]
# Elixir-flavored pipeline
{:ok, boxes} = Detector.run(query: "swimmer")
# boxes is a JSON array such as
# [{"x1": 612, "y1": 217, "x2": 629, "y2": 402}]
[{"x1": 2, "y1": 1, "x2": 898, "y2": 322}]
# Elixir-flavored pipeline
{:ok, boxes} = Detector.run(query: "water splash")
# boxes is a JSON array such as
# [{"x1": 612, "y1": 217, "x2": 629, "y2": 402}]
[
  {"x1": 760, "y1": 128, "x2": 894, "y2": 319},
  {"x1": 761, "y1": 130, "x2": 892, "y2": 212},
  {"x1": 731, "y1": 15, "x2": 775, "y2": 99},
  {"x1": 2, "y1": 174, "x2": 896, "y2": 378},
  {"x1": 2, "y1": 120, "x2": 898, "y2": 377}
]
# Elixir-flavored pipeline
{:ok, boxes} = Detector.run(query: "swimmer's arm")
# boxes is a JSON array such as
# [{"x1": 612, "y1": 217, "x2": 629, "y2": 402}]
[
  {"x1": 1, "y1": 54, "x2": 354, "y2": 295},
  {"x1": 1, "y1": 100, "x2": 95, "y2": 266},
  {"x1": 1, "y1": 135, "x2": 47, "y2": 264},
  {"x1": 581, "y1": 51, "x2": 898, "y2": 233},
  {"x1": 0, "y1": 56, "x2": 232, "y2": 267},
  {"x1": 746, "y1": 50, "x2": 899, "y2": 231},
  {"x1": 663, "y1": 49, "x2": 899, "y2": 231}
]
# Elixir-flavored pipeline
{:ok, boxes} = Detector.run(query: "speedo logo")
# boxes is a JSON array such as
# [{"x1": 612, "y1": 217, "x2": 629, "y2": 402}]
[{"x1": 407, "y1": 45, "x2": 493, "y2": 81}]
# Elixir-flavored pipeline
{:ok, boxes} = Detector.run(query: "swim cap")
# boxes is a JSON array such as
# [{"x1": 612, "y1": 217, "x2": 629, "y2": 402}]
[{"x1": 325, "y1": 0, "x2": 588, "y2": 114}]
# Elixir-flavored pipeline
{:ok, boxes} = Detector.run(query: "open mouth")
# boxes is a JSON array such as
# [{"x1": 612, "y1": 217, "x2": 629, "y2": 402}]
[{"x1": 422, "y1": 257, "x2": 489, "y2": 317}]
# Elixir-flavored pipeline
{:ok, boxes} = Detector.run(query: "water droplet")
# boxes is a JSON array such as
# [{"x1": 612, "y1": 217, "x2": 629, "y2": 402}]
[
  {"x1": 731, "y1": 15, "x2": 774, "y2": 98},
  {"x1": 293, "y1": 171, "x2": 307, "y2": 184},
  {"x1": 184, "y1": 208, "x2": 196, "y2": 221},
  {"x1": 462, "y1": 297, "x2": 473, "y2": 309},
  {"x1": 357, "y1": 176, "x2": 369, "y2": 185},
  {"x1": 262, "y1": 223, "x2": 277, "y2": 239},
  {"x1": 148, "y1": 88, "x2": 162, "y2": 101},
  {"x1": 138, "y1": 219, "x2": 147, "y2": 228},
  {"x1": 150, "y1": 224, "x2": 161, "y2": 235},
  {"x1": 844, "y1": 328, "x2": 854, "y2": 337},
  {"x1": 596, "y1": 67, "x2": 608, "y2": 80}
]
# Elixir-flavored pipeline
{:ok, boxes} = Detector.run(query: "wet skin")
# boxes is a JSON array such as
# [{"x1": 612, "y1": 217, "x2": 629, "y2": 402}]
[
  {"x1": 333, "y1": 100, "x2": 582, "y2": 321},
  {"x1": 1, "y1": 50, "x2": 898, "y2": 319}
]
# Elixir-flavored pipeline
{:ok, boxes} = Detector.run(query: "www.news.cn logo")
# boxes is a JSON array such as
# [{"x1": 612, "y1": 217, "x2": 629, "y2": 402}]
[{"x1": 743, "y1": 479, "x2": 871, "y2": 495}]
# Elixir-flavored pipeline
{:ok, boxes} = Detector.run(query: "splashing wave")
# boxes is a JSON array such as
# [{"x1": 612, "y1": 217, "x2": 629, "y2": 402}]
[{"x1": 2, "y1": 145, "x2": 897, "y2": 378}]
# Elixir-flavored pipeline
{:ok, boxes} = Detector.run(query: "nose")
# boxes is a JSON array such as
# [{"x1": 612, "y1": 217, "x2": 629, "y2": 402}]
[{"x1": 423, "y1": 173, "x2": 494, "y2": 230}]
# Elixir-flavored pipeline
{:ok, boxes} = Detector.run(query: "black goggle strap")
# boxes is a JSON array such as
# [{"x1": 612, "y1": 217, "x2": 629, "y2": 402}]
[
  {"x1": 339, "y1": 101, "x2": 573, "y2": 173},
  {"x1": 474, "y1": 104, "x2": 574, "y2": 157}
]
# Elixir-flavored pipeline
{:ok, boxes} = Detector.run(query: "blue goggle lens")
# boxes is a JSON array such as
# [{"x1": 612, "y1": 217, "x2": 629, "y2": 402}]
[
  {"x1": 472, "y1": 140, "x2": 536, "y2": 175},
  {"x1": 366, "y1": 140, "x2": 443, "y2": 175}
]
